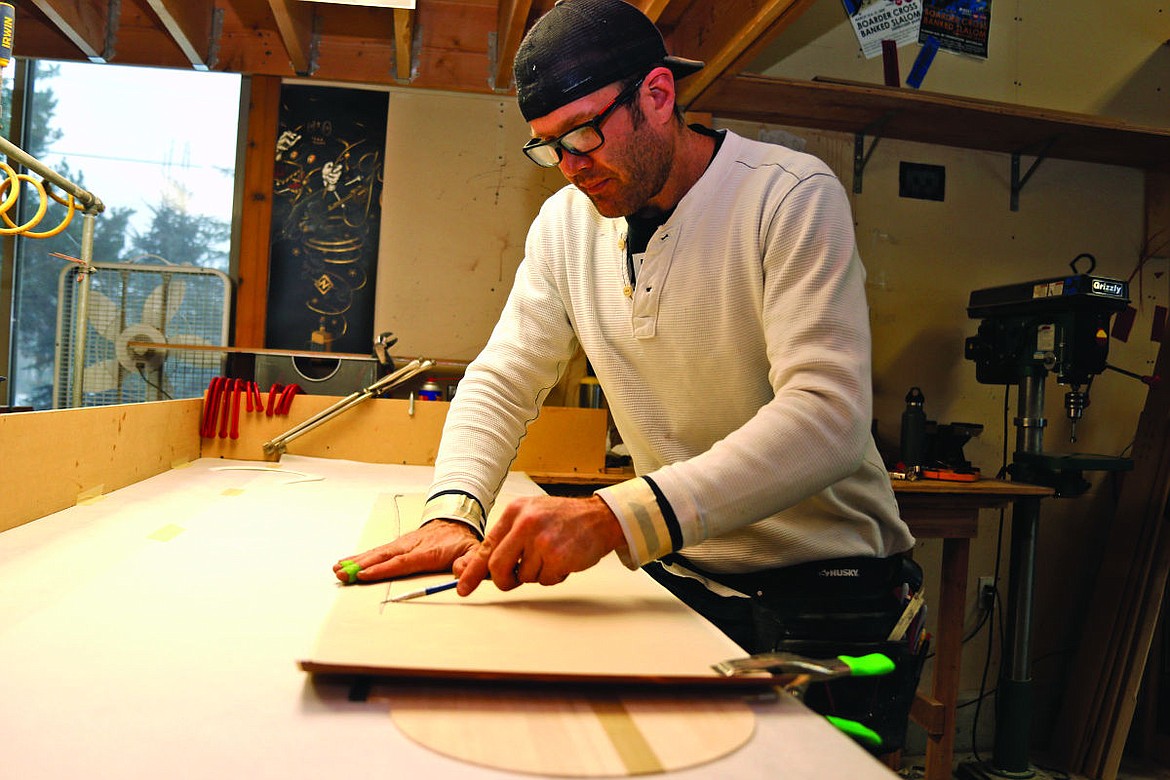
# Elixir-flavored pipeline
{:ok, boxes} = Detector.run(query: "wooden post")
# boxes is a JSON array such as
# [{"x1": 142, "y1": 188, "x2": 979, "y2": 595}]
[{"x1": 235, "y1": 74, "x2": 282, "y2": 348}]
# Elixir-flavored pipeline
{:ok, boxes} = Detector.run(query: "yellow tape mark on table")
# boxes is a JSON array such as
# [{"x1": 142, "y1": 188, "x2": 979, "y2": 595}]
[{"x1": 148, "y1": 524, "x2": 185, "y2": 542}]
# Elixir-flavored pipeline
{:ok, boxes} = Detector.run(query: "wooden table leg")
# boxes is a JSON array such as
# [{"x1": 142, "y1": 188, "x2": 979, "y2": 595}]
[{"x1": 924, "y1": 536, "x2": 970, "y2": 780}]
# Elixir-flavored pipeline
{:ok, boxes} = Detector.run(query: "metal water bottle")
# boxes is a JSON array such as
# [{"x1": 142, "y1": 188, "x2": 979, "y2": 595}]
[{"x1": 900, "y1": 386, "x2": 926, "y2": 473}]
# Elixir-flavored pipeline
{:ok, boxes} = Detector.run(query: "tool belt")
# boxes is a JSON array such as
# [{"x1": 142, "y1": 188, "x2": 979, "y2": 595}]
[
  {"x1": 661, "y1": 552, "x2": 923, "y2": 644},
  {"x1": 661, "y1": 552, "x2": 928, "y2": 755}
]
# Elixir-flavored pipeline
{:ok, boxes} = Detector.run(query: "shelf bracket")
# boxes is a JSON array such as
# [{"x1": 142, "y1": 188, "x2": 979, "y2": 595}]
[
  {"x1": 853, "y1": 112, "x2": 894, "y2": 195},
  {"x1": 1010, "y1": 137, "x2": 1057, "y2": 211}
]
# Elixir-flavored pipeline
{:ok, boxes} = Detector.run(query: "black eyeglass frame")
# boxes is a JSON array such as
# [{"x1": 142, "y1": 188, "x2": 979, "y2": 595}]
[{"x1": 521, "y1": 75, "x2": 647, "y2": 168}]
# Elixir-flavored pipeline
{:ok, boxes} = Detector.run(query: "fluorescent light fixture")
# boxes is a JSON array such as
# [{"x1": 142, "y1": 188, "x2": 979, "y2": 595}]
[{"x1": 299, "y1": 0, "x2": 416, "y2": 7}]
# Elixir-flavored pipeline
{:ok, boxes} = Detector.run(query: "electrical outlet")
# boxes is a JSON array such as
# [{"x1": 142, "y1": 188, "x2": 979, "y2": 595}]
[{"x1": 978, "y1": 576, "x2": 996, "y2": 611}]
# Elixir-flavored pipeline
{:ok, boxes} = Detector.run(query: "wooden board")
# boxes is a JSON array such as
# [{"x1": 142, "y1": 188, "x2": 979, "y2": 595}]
[
  {"x1": 299, "y1": 495, "x2": 766, "y2": 687},
  {"x1": 0, "y1": 399, "x2": 201, "y2": 532},
  {"x1": 202, "y1": 395, "x2": 609, "y2": 476}
]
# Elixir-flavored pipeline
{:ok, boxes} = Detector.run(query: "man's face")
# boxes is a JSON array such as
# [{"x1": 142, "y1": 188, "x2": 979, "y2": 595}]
[{"x1": 528, "y1": 80, "x2": 672, "y2": 219}]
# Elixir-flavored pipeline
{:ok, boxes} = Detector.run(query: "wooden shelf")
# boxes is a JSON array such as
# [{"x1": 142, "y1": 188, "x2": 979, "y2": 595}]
[{"x1": 694, "y1": 74, "x2": 1170, "y2": 172}]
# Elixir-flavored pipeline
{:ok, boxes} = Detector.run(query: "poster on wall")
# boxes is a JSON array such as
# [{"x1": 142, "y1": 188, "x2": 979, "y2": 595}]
[
  {"x1": 840, "y1": 0, "x2": 924, "y2": 59},
  {"x1": 265, "y1": 84, "x2": 388, "y2": 354},
  {"x1": 919, "y1": 0, "x2": 991, "y2": 58}
]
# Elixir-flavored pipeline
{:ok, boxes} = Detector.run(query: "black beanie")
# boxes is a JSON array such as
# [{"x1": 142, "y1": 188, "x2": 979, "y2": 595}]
[{"x1": 513, "y1": 0, "x2": 704, "y2": 121}]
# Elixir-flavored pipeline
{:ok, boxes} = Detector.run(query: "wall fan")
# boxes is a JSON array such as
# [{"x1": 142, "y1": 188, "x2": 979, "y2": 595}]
[{"x1": 54, "y1": 258, "x2": 232, "y2": 408}]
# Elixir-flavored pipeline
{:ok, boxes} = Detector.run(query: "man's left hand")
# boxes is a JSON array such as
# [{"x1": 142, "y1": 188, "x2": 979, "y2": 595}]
[{"x1": 455, "y1": 494, "x2": 624, "y2": 596}]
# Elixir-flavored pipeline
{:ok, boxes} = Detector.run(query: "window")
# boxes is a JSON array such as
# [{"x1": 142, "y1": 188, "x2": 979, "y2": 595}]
[{"x1": 4, "y1": 61, "x2": 242, "y2": 409}]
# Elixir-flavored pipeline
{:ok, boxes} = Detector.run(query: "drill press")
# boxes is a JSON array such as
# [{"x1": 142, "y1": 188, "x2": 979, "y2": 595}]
[{"x1": 961, "y1": 257, "x2": 1133, "y2": 778}]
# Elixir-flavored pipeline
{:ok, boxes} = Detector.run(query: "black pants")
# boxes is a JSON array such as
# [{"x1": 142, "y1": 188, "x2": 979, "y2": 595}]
[{"x1": 645, "y1": 553, "x2": 927, "y2": 755}]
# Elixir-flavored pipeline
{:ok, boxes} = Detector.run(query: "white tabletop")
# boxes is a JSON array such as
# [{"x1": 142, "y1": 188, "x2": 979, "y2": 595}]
[{"x1": 0, "y1": 456, "x2": 893, "y2": 779}]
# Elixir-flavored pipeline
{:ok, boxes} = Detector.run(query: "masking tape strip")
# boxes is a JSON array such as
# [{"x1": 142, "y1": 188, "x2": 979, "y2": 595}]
[
  {"x1": 221, "y1": 487, "x2": 245, "y2": 497},
  {"x1": 589, "y1": 696, "x2": 664, "y2": 776},
  {"x1": 76, "y1": 484, "x2": 105, "y2": 505}
]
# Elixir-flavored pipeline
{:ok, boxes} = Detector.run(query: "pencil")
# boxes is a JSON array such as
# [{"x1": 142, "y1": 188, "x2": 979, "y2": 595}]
[{"x1": 387, "y1": 578, "x2": 459, "y2": 602}]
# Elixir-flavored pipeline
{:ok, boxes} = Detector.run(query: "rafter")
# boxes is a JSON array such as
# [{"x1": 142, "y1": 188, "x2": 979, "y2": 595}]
[
  {"x1": 267, "y1": 0, "x2": 315, "y2": 75},
  {"x1": 666, "y1": 0, "x2": 818, "y2": 108},
  {"x1": 392, "y1": 8, "x2": 414, "y2": 82},
  {"x1": 141, "y1": 0, "x2": 216, "y2": 70},
  {"x1": 26, "y1": 0, "x2": 110, "y2": 63},
  {"x1": 492, "y1": 0, "x2": 532, "y2": 91},
  {"x1": 636, "y1": 0, "x2": 674, "y2": 23}
]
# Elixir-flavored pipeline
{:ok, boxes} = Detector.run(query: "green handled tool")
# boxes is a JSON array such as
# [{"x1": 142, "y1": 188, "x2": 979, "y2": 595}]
[
  {"x1": 712, "y1": 651, "x2": 895, "y2": 750},
  {"x1": 711, "y1": 651, "x2": 894, "y2": 679}
]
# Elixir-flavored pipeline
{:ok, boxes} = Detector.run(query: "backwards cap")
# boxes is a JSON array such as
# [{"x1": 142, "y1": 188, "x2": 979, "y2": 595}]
[{"x1": 513, "y1": 0, "x2": 704, "y2": 122}]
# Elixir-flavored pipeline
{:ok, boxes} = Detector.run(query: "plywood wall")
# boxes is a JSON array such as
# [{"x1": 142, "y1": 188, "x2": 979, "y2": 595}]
[{"x1": 373, "y1": 88, "x2": 566, "y2": 363}]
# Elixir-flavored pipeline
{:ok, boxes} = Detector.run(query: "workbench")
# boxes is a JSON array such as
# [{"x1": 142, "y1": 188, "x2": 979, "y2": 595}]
[
  {"x1": 0, "y1": 399, "x2": 900, "y2": 779},
  {"x1": 892, "y1": 478, "x2": 1054, "y2": 780}
]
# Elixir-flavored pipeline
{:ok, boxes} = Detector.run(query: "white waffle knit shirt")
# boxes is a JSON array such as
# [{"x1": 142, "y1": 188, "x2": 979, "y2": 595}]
[{"x1": 421, "y1": 129, "x2": 914, "y2": 574}]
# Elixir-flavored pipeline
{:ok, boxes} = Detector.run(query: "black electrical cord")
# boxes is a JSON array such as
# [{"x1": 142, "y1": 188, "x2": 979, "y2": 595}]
[
  {"x1": 970, "y1": 384, "x2": 1012, "y2": 764},
  {"x1": 136, "y1": 363, "x2": 173, "y2": 400}
]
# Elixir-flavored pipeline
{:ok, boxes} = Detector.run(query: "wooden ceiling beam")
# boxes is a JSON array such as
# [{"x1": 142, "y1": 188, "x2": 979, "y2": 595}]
[
  {"x1": 635, "y1": 0, "x2": 674, "y2": 24},
  {"x1": 665, "y1": 0, "x2": 818, "y2": 108},
  {"x1": 25, "y1": 0, "x2": 111, "y2": 63},
  {"x1": 142, "y1": 0, "x2": 218, "y2": 70},
  {"x1": 392, "y1": 8, "x2": 413, "y2": 82},
  {"x1": 266, "y1": 0, "x2": 316, "y2": 76},
  {"x1": 491, "y1": 0, "x2": 532, "y2": 91}
]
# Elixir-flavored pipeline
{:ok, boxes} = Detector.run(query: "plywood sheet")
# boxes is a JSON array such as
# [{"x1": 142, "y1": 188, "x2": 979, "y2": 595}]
[{"x1": 299, "y1": 495, "x2": 761, "y2": 687}]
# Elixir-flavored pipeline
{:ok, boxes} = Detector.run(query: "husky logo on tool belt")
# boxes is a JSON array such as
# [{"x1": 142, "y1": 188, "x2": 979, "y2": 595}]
[
  {"x1": 819, "y1": 568, "x2": 861, "y2": 578},
  {"x1": 1091, "y1": 279, "x2": 1125, "y2": 298}
]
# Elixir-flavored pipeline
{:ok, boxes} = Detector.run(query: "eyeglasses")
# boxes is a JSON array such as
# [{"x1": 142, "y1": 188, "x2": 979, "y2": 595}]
[{"x1": 521, "y1": 76, "x2": 646, "y2": 168}]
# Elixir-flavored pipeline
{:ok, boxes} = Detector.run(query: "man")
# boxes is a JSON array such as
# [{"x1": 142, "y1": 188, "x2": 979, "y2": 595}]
[{"x1": 335, "y1": 0, "x2": 918, "y2": 707}]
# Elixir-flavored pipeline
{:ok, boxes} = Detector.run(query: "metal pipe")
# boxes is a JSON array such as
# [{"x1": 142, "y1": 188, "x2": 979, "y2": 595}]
[
  {"x1": 269, "y1": 358, "x2": 426, "y2": 444},
  {"x1": 263, "y1": 358, "x2": 434, "y2": 455},
  {"x1": 0, "y1": 135, "x2": 104, "y2": 213},
  {"x1": 69, "y1": 211, "x2": 97, "y2": 408},
  {"x1": 990, "y1": 373, "x2": 1047, "y2": 776}
]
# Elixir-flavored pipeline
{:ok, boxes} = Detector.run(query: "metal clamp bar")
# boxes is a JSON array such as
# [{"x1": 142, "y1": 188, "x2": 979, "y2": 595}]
[
  {"x1": 262, "y1": 357, "x2": 435, "y2": 455},
  {"x1": 0, "y1": 135, "x2": 104, "y2": 213}
]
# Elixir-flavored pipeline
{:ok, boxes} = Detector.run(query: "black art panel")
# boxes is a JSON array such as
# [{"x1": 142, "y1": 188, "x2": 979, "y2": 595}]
[{"x1": 265, "y1": 85, "x2": 388, "y2": 353}]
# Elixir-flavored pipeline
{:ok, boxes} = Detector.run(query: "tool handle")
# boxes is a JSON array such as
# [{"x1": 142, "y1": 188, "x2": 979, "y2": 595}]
[
  {"x1": 217, "y1": 378, "x2": 232, "y2": 438},
  {"x1": 265, "y1": 384, "x2": 282, "y2": 416},
  {"x1": 229, "y1": 379, "x2": 242, "y2": 440},
  {"x1": 825, "y1": 716, "x2": 883, "y2": 748},
  {"x1": 837, "y1": 653, "x2": 895, "y2": 677},
  {"x1": 201, "y1": 377, "x2": 221, "y2": 438}
]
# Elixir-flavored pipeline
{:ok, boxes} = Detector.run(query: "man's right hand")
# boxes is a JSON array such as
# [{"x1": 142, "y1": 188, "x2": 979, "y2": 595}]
[{"x1": 332, "y1": 519, "x2": 479, "y2": 584}]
